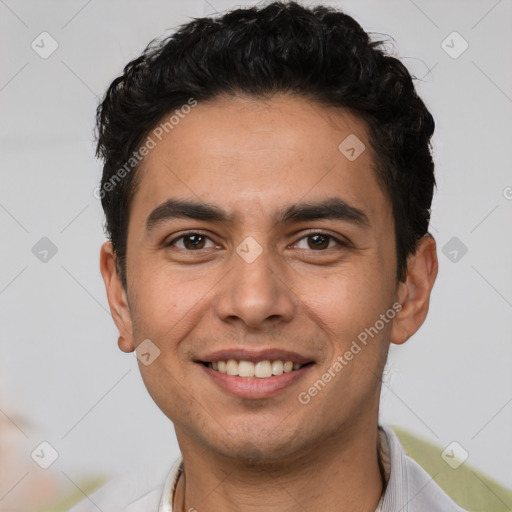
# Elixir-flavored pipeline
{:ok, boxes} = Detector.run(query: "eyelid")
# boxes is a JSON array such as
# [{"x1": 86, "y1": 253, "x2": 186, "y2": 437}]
[
  {"x1": 291, "y1": 229, "x2": 351, "y2": 249},
  {"x1": 166, "y1": 229, "x2": 351, "y2": 250},
  {"x1": 166, "y1": 230, "x2": 219, "y2": 249}
]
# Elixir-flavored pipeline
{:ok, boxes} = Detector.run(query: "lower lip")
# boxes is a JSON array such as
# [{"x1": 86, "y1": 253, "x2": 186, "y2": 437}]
[{"x1": 199, "y1": 363, "x2": 314, "y2": 399}]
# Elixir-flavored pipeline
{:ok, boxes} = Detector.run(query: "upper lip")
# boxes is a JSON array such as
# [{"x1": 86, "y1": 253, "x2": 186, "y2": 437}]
[{"x1": 196, "y1": 348, "x2": 315, "y2": 365}]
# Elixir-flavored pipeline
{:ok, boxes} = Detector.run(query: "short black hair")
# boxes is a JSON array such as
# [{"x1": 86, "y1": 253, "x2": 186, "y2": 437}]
[{"x1": 96, "y1": 1, "x2": 435, "y2": 287}]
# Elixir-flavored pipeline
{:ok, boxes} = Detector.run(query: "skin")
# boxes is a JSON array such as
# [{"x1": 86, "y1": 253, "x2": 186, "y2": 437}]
[{"x1": 100, "y1": 94, "x2": 438, "y2": 512}]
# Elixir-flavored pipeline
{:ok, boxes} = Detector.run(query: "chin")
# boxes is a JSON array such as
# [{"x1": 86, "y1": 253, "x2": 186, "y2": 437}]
[
  {"x1": 210, "y1": 425, "x2": 308, "y2": 466},
  {"x1": 220, "y1": 442, "x2": 295, "y2": 467}
]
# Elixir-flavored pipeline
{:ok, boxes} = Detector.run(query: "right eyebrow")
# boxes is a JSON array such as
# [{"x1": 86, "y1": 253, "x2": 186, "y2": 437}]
[{"x1": 146, "y1": 198, "x2": 234, "y2": 232}]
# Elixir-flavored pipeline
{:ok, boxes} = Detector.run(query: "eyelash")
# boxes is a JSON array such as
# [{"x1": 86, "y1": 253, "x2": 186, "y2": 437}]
[{"x1": 166, "y1": 230, "x2": 349, "y2": 252}]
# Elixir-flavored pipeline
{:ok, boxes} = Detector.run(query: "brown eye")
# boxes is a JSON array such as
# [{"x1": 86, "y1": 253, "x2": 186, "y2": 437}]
[
  {"x1": 294, "y1": 232, "x2": 344, "y2": 251},
  {"x1": 168, "y1": 233, "x2": 216, "y2": 250},
  {"x1": 183, "y1": 234, "x2": 206, "y2": 249},
  {"x1": 307, "y1": 234, "x2": 330, "y2": 250}
]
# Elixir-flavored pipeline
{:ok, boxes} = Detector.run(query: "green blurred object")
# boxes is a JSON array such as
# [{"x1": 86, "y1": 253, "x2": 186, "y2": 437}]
[
  {"x1": 42, "y1": 426, "x2": 512, "y2": 512},
  {"x1": 393, "y1": 426, "x2": 512, "y2": 512},
  {"x1": 37, "y1": 476, "x2": 108, "y2": 512}
]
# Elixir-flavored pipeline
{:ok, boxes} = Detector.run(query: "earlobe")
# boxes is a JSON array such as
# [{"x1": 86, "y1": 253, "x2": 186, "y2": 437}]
[
  {"x1": 99, "y1": 241, "x2": 135, "y2": 353},
  {"x1": 117, "y1": 335, "x2": 133, "y2": 353},
  {"x1": 390, "y1": 234, "x2": 438, "y2": 346}
]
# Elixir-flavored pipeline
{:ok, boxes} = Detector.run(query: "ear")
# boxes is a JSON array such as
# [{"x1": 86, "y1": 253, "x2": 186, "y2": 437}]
[
  {"x1": 99, "y1": 241, "x2": 135, "y2": 353},
  {"x1": 390, "y1": 234, "x2": 438, "y2": 345}
]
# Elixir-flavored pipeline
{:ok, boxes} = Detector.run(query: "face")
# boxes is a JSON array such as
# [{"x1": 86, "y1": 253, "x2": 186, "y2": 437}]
[{"x1": 101, "y1": 94, "x2": 437, "y2": 464}]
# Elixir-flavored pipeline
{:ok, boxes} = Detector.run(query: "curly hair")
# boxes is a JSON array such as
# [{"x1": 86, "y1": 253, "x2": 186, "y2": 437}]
[{"x1": 96, "y1": 1, "x2": 435, "y2": 287}]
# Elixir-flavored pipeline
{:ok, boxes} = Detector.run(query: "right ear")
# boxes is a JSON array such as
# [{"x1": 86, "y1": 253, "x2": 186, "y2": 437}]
[{"x1": 99, "y1": 241, "x2": 135, "y2": 353}]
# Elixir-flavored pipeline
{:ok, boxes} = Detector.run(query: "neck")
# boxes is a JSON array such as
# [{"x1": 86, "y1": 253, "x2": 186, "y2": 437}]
[{"x1": 173, "y1": 423, "x2": 384, "y2": 512}]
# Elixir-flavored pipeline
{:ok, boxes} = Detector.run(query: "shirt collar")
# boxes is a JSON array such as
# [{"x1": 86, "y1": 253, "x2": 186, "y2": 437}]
[{"x1": 158, "y1": 424, "x2": 457, "y2": 512}]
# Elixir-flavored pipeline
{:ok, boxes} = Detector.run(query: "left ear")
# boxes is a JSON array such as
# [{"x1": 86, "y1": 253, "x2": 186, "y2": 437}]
[{"x1": 391, "y1": 234, "x2": 438, "y2": 345}]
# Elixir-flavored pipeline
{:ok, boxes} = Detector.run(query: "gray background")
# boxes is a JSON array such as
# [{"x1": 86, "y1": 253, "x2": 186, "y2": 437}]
[{"x1": 0, "y1": 0, "x2": 511, "y2": 505}]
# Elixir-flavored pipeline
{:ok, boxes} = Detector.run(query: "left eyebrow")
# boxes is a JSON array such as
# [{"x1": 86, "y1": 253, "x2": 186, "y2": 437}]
[
  {"x1": 272, "y1": 197, "x2": 371, "y2": 228},
  {"x1": 146, "y1": 197, "x2": 371, "y2": 232}
]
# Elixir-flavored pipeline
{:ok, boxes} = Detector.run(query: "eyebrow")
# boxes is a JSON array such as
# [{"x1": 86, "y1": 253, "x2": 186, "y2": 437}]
[{"x1": 146, "y1": 197, "x2": 371, "y2": 231}]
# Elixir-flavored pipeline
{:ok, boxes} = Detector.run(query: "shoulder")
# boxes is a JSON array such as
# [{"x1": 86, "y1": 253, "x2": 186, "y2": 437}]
[
  {"x1": 379, "y1": 424, "x2": 468, "y2": 512},
  {"x1": 402, "y1": 452, "x2": 468, "y2": 511}
]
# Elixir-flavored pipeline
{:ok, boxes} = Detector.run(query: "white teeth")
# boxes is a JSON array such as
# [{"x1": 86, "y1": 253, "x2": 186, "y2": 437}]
[
  {"x1": 272, "y1": 360, "x2": 283, "y2": 375},
  {"x1": 207, "y1": 359, "x2": 306, "y2": 378},
  {"x1": 283, "y1": 361, "x2": 293, "y2": 373},
  {"x1": 226, "y1": 359, "x2": 238, "y2": 376},
  {"x1": 238, "y1": 360, "x2": 255, "y2": 377},
  {"x1": 254, "y1": 361, "x2": 272, "y2": 378}
]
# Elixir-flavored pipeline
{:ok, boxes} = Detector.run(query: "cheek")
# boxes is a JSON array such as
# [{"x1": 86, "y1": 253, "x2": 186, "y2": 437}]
[
  {"x1": 127, "y1": 264, "x2": 219, "y2": 366},
  {"x1": 297, "y1": 263, "x2": 394, "y2": 342}
]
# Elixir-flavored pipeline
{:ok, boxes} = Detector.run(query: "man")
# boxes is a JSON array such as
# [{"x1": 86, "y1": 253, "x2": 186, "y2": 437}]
[{"x1": 71, "y1": 2, "x2": 467, "y2": 510}]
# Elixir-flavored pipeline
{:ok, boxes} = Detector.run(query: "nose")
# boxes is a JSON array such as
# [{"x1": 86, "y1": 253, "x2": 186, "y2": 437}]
[{"x1": 213, "y1": 240, "x2": 297, "y2": 330}]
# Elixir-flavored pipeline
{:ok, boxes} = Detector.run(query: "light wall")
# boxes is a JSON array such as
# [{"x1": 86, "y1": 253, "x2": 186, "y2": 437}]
[{"x1": 0, "y1": 0, "x2": 510, "y2": 507}]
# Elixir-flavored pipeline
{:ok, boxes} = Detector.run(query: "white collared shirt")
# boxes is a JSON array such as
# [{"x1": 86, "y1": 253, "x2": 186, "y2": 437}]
[{"x1": 68, "y1": 424, "x2": 468, "y2": 512}]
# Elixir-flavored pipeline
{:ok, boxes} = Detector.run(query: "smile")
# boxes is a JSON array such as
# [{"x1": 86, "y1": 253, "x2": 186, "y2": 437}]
[
  {"x1": 203, "y1": 359, "x2": 311, "y2": 378},
  {"x1": 199, "y1": 359, "x2": 315, "y2": 399}
]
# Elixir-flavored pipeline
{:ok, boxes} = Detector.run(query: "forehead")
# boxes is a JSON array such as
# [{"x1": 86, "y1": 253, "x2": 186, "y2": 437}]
[{"x1": 130, "y1": 94, "x2": 391, "y2": 230}]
